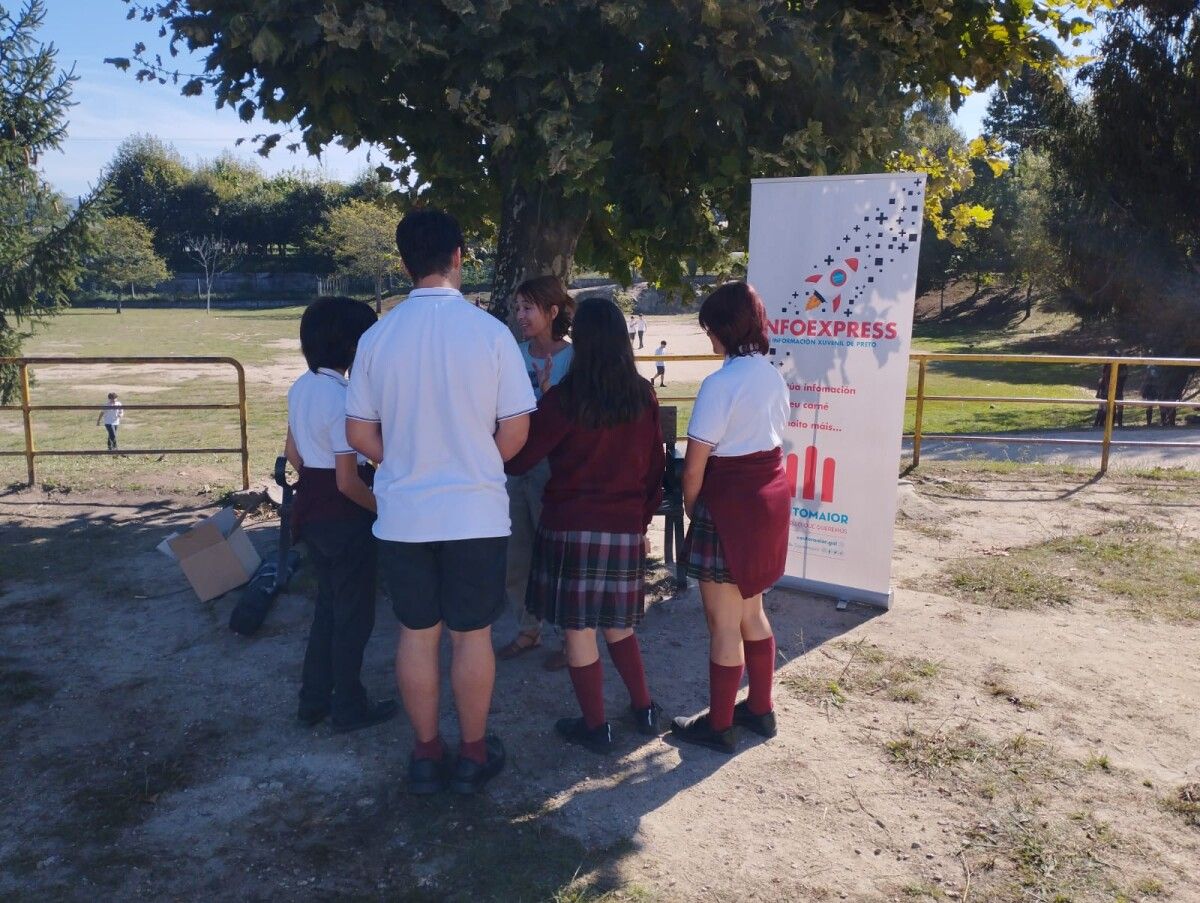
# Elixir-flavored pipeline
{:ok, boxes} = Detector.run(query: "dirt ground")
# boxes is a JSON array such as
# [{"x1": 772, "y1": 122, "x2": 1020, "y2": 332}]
[{"x1": 2, "y1": 466, "x2": 1198, "y2": 902}]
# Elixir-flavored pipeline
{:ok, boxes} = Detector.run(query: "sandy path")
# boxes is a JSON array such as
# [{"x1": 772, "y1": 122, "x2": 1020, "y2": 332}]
[{"x1": 904, "y1": 429, "x2": 1200, "y2": 468}]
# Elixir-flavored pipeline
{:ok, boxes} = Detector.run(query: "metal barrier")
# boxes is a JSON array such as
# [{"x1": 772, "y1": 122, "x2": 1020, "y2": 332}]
[
  {"x1": 0, "y1": 356, "x2": 250, "y2": 489},
  {"x1": 908, "y1": 354, "x2": 1199, "y2": 473},
  {"x1": 636, "y1": 352, "x2": 1199, "y2": 474}
]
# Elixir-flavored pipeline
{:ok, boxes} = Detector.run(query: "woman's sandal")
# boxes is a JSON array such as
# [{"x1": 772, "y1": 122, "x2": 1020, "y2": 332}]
[
  {"x1": 541, "y1": 648, "x2": 569, "y2": 671},
  {"x1": 496, "y1": 631, "x2": 542, "y2": 660}
]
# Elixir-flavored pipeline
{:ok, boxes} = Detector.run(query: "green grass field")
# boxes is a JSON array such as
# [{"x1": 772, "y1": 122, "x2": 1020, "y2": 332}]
[
  {"x1": 0, "y1": 298, "x2": 1128, "y2": 492},
  {"x1": 3, "y1": 308, "x2": 300, "y2": 493}
]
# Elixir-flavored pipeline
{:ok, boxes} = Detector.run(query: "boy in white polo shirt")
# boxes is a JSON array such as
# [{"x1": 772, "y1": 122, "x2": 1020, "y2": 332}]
[{"x1": 346, "y1": 209, "x2": 535, "y2": 795}]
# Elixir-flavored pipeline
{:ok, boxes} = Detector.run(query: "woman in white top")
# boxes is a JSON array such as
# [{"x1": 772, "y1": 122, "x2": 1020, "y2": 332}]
[
  {"x1": 671, "y1": 282, "x2": 791, "y2": 754},
  {"x1": 496, "y1": 275, "x2": 575, "y2": 670}
]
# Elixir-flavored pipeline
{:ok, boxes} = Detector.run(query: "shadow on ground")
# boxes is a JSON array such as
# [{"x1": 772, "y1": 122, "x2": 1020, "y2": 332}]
[{"x1": 0, "y1": 491, "x2": 876, "y2": 900}]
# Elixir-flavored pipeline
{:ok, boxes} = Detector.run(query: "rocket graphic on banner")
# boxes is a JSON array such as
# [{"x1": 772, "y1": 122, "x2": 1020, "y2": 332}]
[{"x1": 748, "y1": 174, "x2": 927, "y2": 608}]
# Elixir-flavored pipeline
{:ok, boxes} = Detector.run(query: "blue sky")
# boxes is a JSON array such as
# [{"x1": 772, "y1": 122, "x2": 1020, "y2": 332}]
[
  {"x1": 39, "y1": 0, "x2": 375, "y2": 197},
  {"x1": 38, "y1": 0, "x2": 994, "y2": 198}
]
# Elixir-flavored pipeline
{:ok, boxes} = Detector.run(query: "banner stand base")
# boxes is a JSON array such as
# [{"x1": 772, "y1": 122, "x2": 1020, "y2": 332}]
[{"x1": 775, "y1": 574, "x2": 892, "y2": 611}]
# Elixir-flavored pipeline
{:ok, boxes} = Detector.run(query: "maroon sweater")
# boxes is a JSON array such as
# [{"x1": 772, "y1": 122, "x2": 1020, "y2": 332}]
[{"x1": 506, "y1": 385, "x2": 665, "y2": 533}]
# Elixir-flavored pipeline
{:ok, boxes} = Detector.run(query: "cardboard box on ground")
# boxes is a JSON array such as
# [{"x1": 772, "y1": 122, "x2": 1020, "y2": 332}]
[{"x1": 157, "y1": 508, "x2": 262, "y2": 602}]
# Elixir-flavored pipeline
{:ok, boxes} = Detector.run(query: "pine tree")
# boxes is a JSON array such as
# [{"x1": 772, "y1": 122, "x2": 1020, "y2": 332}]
[{"x1": 0, "y1": 0, "x2": 103, "y2": 401}]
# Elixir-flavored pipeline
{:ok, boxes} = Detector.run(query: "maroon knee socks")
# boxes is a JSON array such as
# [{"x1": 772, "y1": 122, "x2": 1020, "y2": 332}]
[
  {"x1": 708, "y1": 661, "x2": 743, "y2": 731},
  {"x1": 414, "y1": 735, "x2": 446, "y2": 761},
  {"x1": 568, "y1": 658, "x2": 606, "y2": 729},
  {"x1": 459, "y1": 738, "x2": 486, "y2": 765},
  {"x1": 606, "y1": 634, "x2": 652, "y2": 710},
  {"x1": 743, "y1": 636, "x2": 776, "y2": 715}
]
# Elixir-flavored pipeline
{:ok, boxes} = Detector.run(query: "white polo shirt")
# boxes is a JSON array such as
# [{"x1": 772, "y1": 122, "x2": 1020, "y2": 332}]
[
  {"x1": 687, "y1": 353, "x2": 789, "y2": 457},
  {"x1": 101, "y1": 400, "x2": 123, "y2": 426},
  {"x1": 287, "y1": 368, "x2": 355, "y2": 469},
  {"x1": 346, "y1": 287, "x2": 536, "y2": 542}
]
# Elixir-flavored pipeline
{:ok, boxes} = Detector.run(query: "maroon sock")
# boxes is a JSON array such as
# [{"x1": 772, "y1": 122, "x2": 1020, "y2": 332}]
[
  {"x1": 414, "y1": 735, "x2": 446, "y2": 761},
  {"x1": 606, "y1": 635, "x2": 652, "y2": 711},
  {"x1": 568, "y1": 658, "x2": 607, "y2": 730},
  {"x1": 708, "y1": 660, "x2": 743, "y2": 732},
  {"x1": 459, "y1": 738, "x2": 487, "y2": 765},
  {"x1": 744, "y1": 636, "x2": 776, "y2": 716}
]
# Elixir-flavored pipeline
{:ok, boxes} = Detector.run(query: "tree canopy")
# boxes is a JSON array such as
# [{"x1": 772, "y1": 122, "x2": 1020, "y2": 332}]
[
  {"x1": 102, "y1": 134, "x2": 353, "y2": 268},
  {"x1": 316, "y1": 198, "x2": 407, "y2": 311},
  {"x1": 980, "y1": 2, "x2": 1200, "y2": 354},
  {"x1": 113, "y1": 0, "x2": 1109, "y2": 318},
  {"x1": 89, "y1": 215, "x2": 171, "y2": 310},
  {"x1": 1, "y1": 0, "x2": 102, "y2": 401}
]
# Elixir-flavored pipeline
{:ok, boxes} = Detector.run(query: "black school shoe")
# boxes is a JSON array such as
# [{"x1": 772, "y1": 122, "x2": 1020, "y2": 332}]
[
  {"x1": 555, "y1": 717, "x2": 615, "y2": 754},
  {"x1": 407, "y1": 752, "x2": 451, "y2": 795},
  {"x1": 670, "y1": 713, "x2": 737, "y2": 754},
  {"x1": 449, "y1": 734, "x2": 506, "y2": 795},
  {"x1": 630, "y1": 702, "x2": 663, "y2": 737},
  {"x1": 331, "y1": 699, "x2": 399, "y2": 734},
  {"x1": 297, "y1": 703, "x2": 330, "y2": 727},
  {"x1": 733, "y1": 700, "x2": 778, "y2": 739}
]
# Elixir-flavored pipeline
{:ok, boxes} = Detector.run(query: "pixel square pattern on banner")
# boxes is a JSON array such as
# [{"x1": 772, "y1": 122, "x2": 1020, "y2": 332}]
[{"x1": 747, "y1": 174, "x2": 927, "y2": 608}]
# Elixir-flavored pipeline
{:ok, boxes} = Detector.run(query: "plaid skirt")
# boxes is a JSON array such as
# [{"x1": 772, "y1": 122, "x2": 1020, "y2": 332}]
[
  {"x1": 684, "y1": 499, "x2": 735, "y2": 585},
  {"x1": 526, "y1": 528, "x2": 646, "y2": 630}
]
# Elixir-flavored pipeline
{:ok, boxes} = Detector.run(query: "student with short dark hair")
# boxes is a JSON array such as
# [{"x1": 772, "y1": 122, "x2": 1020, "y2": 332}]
[
  {"x1": 506, "y1": 297, "x2": 665, "y2": 753},
  {"x1": 672, "y1": 282, "x2": 790, "y2": 754},
  {"x1": 347, "y1": 208, "x2": 536, "y2": 794},
  {"x1": 285, "y1": 296, "x2": 396, "y2": 734}
]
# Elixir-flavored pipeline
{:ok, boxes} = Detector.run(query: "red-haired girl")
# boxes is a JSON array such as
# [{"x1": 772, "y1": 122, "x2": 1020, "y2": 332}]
[{"x1": 671, "y1": 282, "x2": 791, "y2": 754}]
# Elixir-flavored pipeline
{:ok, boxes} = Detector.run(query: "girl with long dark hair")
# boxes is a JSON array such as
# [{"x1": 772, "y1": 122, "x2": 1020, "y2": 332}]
[
  {"x1": 506, "y1": 297, "x2": 666, "y2": 753},
  {"x1": 671, "y1": 282, "x2": 791, "y2": 754}
]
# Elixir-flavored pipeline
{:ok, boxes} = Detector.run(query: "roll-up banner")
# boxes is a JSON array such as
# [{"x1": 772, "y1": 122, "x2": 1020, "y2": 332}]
[{"x1": 747, "y1": 173, "x2": 927, "y2": 608}]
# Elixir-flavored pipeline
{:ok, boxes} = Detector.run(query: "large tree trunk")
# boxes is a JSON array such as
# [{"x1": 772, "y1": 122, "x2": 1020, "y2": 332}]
[{"x1": 489, "y1": 174, "x2": 587, "y2": 325}]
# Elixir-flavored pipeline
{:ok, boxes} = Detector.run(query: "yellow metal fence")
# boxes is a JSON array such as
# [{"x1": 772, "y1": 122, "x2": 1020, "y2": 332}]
[
  {"x1": 0, "y1": 356, "x2": 250, "y2": 489},
  {"x1": 908, "y1": 354, "x2": 1199, "y2": 473},
  {"x1": 637, "y1": 352, "x2": 1200, "y2": 474},
  {"x1": 2, "y1": 354, "x2": 1194, "y2": 488}
]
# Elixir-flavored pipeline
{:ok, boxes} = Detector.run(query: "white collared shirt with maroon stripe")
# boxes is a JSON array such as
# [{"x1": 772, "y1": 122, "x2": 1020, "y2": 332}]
[
  {"x1": 287, "y1": 367, "x2": 360, "y2": 469},
  {"x1": 346, "y1": 287, "x2": 536, "y2": 542},
  {"x1": 687, "y1": 354, "x2": 789, "y2": 457}
]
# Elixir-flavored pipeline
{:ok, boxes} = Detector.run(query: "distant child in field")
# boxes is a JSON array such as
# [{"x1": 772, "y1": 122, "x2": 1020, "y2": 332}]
[
  {"x1": 506, "y1": 297, "x2": 665, "y2": 754},
  {"x1": 653, "y1": 341, "x2": 668, "y2": 387},
  {"x1": 96, "y1": 392, "x2": 123, "y2": 451},
  {"x1": 285, "y1": 296, "x2": 397, "y2": 735}
]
